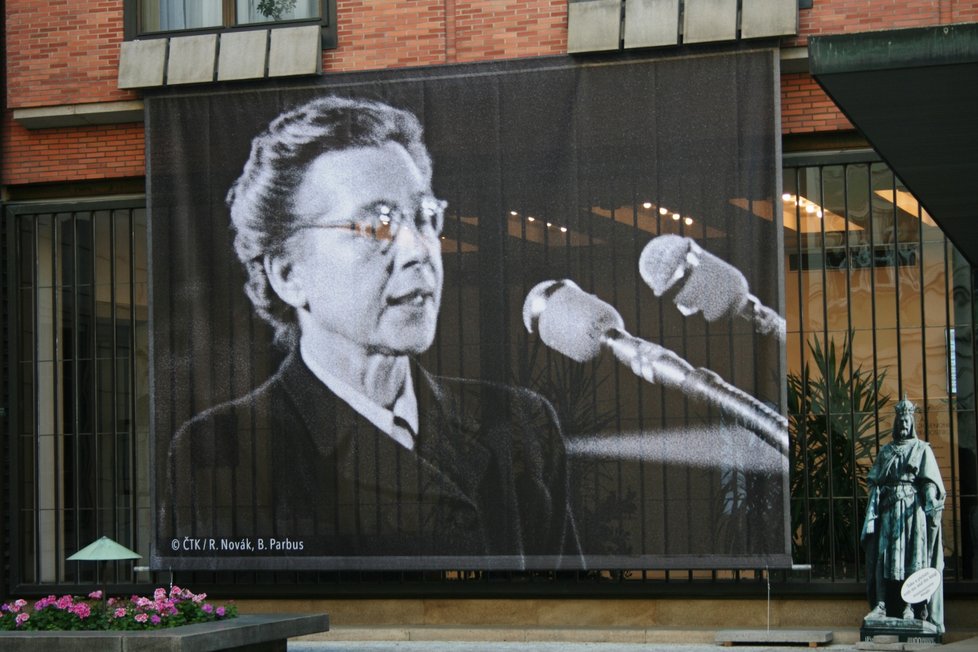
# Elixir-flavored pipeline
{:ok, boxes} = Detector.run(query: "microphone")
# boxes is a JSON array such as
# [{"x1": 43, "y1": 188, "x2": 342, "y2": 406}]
[
  {"x1": 638, "y1": 235, "x2": 785, "y2": 341},
  {"x1": 523, "y1": 279, "x2": 788, "y2": 456}
]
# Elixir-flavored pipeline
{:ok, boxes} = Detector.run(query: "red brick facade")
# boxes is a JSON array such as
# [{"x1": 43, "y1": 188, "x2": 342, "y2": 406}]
[
  {"x1": 1, "y1": 117, "x2": 145, "y2": 187},
  {"x1": 5, "y1": 0, "x2": 134, "y2": 109},
  {"x1": 790, "y1": 0, "x2": 978, "y2": 46},
  {"x1": 780, "y1": 72, "x2": 853, "y2": 134},
  {"x1": 3, "y1": 0, "x2": 977, "y2": 187}
]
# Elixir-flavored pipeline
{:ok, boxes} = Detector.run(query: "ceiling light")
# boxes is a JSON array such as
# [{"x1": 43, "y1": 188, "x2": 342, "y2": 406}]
[
  {"x1": 659, "y1": 207, "x2": 669, "y2": 215},
  {"x1": 684, "y1": 217, "x2": 693, "y2": 226},
  {"x1": 672, "y1": 213, "x2": 681, "y2": 221},
  {"x1": 642, "y1": 202, "x2": 653, "y2": 209},
  {"x1": 527, "y1": 216, "x2": 535, "y2": 222},
  {"x1": 559, "y1": 226, "x2": 568, "y2": 233}
]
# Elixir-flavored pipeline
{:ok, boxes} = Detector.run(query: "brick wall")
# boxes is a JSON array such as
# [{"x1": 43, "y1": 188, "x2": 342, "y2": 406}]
[
  {"x1": 790, "y1": 0, "x2": 978, "y2": 46},
  {"x1": 4, "y1": 0, "x2": 977, "y2": 187},
  {"x1": 5, "y1": 0, "x2": 135, "y2": 110},
  {"x1": 1, "y1": 117, "x2": 145, "y2": 186},
  {"x1": 780, "y1": 72, "x2": 853, "y2": 134},
  {"x1": 322, "y1": 0, "x2": 566, "y2": 72}
]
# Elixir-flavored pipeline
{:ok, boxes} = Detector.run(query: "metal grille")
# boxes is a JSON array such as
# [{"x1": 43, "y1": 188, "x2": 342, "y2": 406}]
[
  {"x1": 782, "y1": 156, "x2": 978, "y2": 586},
  {"x1": 6, "y1": 201, "x2": 149, "y2": 590},
  {"x1": 5, "y1": 155, "x2": 978, "y2": 597}
]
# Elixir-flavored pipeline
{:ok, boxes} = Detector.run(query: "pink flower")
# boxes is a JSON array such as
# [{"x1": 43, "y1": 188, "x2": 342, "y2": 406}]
[
  {"x1": 88, "y1": 590, "x2": 103, "y2": 600},
  {"x1": 216, "y1": 606, "x2": 226, "y2": 618},
  {"x1": 14, "y1": 599, "x2": 27, "y2": 609},
  {"x1": 169, "y1": 586, "x2": 182, "y2": 598},
  {"x1": 154, "y1": 588, "x2": 167, "y2": 602},
  {"x1": 108, "y1": 597, "x2": 117, "y2": 606},
  {"x1": 15, "y1": 613, "x2": 29, "y2": 626},
  {"x1": 69, "y1": 603, "x2": 91, "y2": 619},
  {"x1": 134, "y1": 613, "x2": 149, "y2": 623},
  {"x1": 56, "y1": 595, "x2": 73, "y2": 610},
  {"x1": 114, "y1": 607, "x2": 127, "y2": 618},
  {"x1": 202, "y1": 603, "x2": 213, "y2": 614},
  {"x1": 151, "y1": 614, "x2": 161, "y2": 625},
  {"x1": 192, "y1": 592, "x2": 207, "y2": 603},
  {"x1": 34, "y1": 596, "x2": 55, "y2": 610}
]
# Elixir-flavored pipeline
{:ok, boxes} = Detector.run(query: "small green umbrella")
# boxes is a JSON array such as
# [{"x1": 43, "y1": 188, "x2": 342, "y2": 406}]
[{"x1": 67, "y1": 536, "x2": 141, "y2": 606}]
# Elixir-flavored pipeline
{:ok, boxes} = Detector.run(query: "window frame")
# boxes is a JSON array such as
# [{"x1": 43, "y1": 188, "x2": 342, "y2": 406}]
[{"x1": 123, "y1": 0, "x2": 337, "y2": 49}]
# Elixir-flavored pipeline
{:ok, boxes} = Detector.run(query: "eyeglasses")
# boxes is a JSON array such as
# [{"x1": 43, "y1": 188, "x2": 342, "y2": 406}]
[{"x1": 297, "y1": 197, "x2": 447, "y2": 246}]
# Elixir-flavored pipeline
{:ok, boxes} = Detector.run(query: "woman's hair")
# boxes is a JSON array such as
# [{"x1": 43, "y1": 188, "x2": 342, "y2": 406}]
[{"x1": 226, "y1": 95, "x2": 432, "y2": 349}]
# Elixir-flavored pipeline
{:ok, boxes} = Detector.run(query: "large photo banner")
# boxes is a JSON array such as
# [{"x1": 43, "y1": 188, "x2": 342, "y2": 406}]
[{"x1": 149, "y1": 49, "x2": 789, "y2": 571}]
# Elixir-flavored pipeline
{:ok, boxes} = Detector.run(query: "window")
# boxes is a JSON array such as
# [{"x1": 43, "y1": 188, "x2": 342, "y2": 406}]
[
  {"x1": 783, "y1": 155, "x2": 978, "y2": 583},
  {"x1": 6, "y1": 201, "x2": 150, "y2": 587},
  {"x1": 127, "y1": 0, "x2": 333, "y2": 39}
]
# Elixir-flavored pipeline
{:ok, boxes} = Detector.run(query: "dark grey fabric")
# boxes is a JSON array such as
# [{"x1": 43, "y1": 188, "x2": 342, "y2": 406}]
[{"x1": 160, "y1": 351, "x2": 582, "y2": 569}]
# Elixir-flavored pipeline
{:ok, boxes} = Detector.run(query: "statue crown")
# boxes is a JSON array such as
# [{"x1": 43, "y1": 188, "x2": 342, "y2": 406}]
[{"x1": 895, "y1": 394, "x2": 916, "y2": 416}]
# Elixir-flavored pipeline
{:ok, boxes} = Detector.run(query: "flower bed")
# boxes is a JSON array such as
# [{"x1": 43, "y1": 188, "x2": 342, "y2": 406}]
[
  {"x1": 0, "y1": 613, "x2": 330, "y2": 652},
  {"x1": 0, "y1": 586, "x2": 236, "y2": 631}
]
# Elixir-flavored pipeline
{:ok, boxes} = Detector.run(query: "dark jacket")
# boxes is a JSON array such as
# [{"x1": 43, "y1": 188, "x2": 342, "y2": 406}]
[{"x1": 158, "y1": 350, "x2": 582, "y2": 570}]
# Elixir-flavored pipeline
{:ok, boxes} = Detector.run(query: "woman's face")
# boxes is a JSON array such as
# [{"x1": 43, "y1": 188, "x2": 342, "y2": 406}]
[{"x1": 275, "y1": 141, "x2": 444, "y2": 356}]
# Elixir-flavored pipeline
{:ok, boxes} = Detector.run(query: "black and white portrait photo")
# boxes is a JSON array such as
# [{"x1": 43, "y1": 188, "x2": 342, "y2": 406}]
[
  {"x1": 151, "y1": 49, "x2": 790, "y2": 571},
  {"x1": 160, "y1": 96, "x2": 581, "y2": 568}
]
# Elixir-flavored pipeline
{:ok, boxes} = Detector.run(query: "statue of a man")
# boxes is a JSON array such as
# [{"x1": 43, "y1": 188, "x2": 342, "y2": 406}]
[{"x1": 861, "y1": 396, "x2": 945, "y2": 633}]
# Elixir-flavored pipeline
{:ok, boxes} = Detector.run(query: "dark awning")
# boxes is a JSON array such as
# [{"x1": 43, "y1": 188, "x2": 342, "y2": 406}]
[{"x1": 809, "y1": 23, "x2": 978, "y2": 264}]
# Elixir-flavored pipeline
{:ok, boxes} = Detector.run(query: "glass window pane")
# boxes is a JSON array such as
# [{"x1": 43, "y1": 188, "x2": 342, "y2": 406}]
[
  {"x1": 874, "y1": 265, "x2": 898, "y2": 329},
  {"x1": 824, "y1": 266, "x2": 848, "y2": 331},
  {"x1": 892, "y1": 176, "x2": 922, "y2": 246},
  {"x1": 923, "y1": 326, "x2": 952, "y2": 401},
  {"x1": 920, "y1": 240, "x2": 950, "y2": 328},
  {"x1": 798, "y1": 267, "x2": 825, "y2": 333},
  {"x1": 236, "y1": 0, "x2": 320, "y2": 24},
  {"x1": 140, "y1": 0, "x2": 222, "y2": 32},
  {"x1": 846, "y1": 164, "x2": 871, "y2": 249},
  {"x1": 898, "y1": 252, "x2": 922, "y2": 329}
]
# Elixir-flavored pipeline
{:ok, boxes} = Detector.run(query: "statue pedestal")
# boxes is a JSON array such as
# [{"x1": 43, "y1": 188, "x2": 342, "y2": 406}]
[{"x1": 861, "y1": 615, "x2": 941, "y2": 645}]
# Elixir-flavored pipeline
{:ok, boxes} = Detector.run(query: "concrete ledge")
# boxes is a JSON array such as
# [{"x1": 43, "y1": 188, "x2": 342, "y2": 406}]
[
  {"x1": 13, "y1": 101, "x2": 144, "y2": 129},
  {"x1": 268, "y1": 25, "x2": 322, "y2": 77},
  {"x1": 167, "y1": 34, "x2": 218, "y2": 85},
  {"x1": 297, "y1": 625, "x2": 851, "y2": 645},
  {"x1": 118, "y1": 39, "x2": 166, "y2": 88},
  {"x1": 716, "y1": 628, "x2": 834, "y2": 646},
  {"x1": 567, "y1": 0, "x2": 622, "y2": 53},
  {"x1": 940, "y1": 636, "x2": 978, "y2": 650},
  {"x1": 0, "y1": 613, "x2": 328, "y2": 652}
]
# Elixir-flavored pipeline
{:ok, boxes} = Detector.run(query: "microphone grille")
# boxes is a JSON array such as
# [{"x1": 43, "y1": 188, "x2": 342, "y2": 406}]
[
  {"x1": 640, "y1": 235, "x2": 749, "y2": 322},
  {"x1": 639, "y1": 234, "x2": 692, "y2": 296},
  {"x1": 523, "y1": 280, "x2": 623, "y2": 362}
]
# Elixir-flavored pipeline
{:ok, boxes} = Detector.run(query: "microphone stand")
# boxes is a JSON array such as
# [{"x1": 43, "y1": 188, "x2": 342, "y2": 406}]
[{"x1": 602, "y1": 329, "x2": 788, "y2": 456}]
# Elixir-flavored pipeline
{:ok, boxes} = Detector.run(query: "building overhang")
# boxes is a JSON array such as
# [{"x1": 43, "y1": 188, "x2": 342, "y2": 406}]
[{"x1": 809, "y1": 23, "x2": 978, "y2": 265}]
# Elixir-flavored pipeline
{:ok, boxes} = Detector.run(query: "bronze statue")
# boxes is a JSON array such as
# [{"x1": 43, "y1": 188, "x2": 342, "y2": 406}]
[{"x1": 861, "y1": 396, "x2": 945, "y2": 634}]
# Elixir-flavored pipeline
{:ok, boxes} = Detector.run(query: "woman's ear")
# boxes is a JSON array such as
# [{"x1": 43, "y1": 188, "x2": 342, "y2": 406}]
[{"x1": 264, "y1": 253, "x2": 308, "y2": 310}]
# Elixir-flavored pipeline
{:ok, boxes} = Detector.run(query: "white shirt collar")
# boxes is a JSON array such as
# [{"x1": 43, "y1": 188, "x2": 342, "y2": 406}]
[{"x1": 299, "y1": 344, "x2": 419, "y2": 450}]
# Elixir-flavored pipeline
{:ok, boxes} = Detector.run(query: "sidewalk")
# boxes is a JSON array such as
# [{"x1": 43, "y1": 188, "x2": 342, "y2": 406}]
[
  {"x1": 289, "y1": 627, "x2": 866, "y2": 651},
  {"x1": 290, "y1": 643, "x2": 864, "y2": 651}
]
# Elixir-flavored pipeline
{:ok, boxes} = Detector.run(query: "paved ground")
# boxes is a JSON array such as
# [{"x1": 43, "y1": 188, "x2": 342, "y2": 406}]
[{"x1": 290, "y1": 643, "x2": 863, "y2": 651}]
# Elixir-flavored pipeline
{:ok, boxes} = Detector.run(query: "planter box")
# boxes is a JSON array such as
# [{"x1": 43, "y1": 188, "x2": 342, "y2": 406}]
[{"x1": 0, "y1": 613, "x2": 329, "y2": 651}]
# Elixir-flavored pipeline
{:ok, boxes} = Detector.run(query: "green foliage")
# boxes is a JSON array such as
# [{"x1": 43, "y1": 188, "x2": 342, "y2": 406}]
[
  {"x1": 0, "y1": 588, "x2": 236, "y2": 631},
  {"x1": 257, "y1": 0, "x2": 297, "y2": 20},
  {"x1": 787, "y1": 333, "x2": 890, "y2": 576}
]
